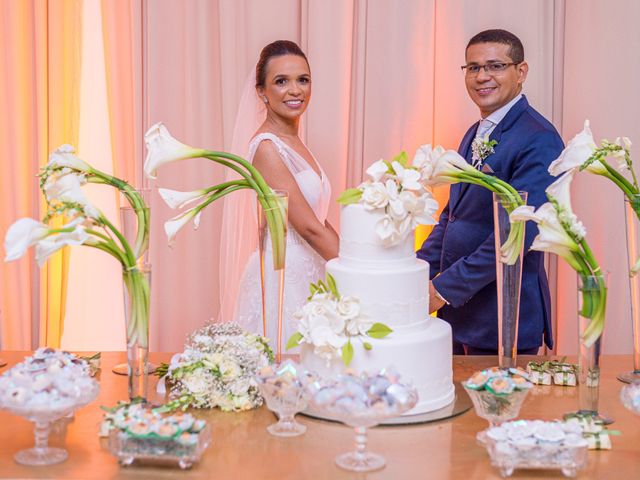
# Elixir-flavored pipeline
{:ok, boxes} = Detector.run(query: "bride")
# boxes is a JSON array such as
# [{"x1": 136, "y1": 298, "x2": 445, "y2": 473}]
[{"x1": 219, "y1": 40, "x2": 339, "y2": 350}]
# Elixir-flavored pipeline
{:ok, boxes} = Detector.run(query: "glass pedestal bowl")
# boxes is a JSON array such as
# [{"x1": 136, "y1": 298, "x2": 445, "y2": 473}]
[
  {"x1": 463, "y1": 385, "x2": 530, "y2": 444},
  {"x1": 309, "y1": 370, "x2": 418, "y2": 473},
  {"x1": 1, "y1": 382, "x2": 99, "y2": 466},
  {"x1": 620, "y1": 381, "x2": 640, "y2": 415},
  {"x1": 256, "y1": 360, "x2": 314, "y2": 437}
]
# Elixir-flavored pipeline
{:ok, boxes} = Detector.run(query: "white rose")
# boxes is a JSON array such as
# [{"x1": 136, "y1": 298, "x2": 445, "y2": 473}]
[
  {"x1": 375, "y1": 216, "x2": 398, "y2": 245},
  {"x1": 361, "y1": 182, "x2": 389, "y2": 210},
  {"x1": 365, "y1": 159, "x2": 389, "y2": 182},
  {"x1": 336, "y1": 296, "x2": 361, "y2": 320},
  {"x1": 345, "y1": 314, "x2": 373, "y2": 336},
  {"x1": 309, "y1": 325, "x2": 347, "y2": 349},
  {"x1": 392, "y1": 161, "x2": 422, "y2": 191}
]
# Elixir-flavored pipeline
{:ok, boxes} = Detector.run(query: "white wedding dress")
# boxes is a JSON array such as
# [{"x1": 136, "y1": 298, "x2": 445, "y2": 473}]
[{"x1": 233, "y1": 133, "x2": 331, "y2": 351}]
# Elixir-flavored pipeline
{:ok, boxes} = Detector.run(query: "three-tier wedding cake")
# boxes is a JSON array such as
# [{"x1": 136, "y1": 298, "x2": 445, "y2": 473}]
[{"x1": 300, "y1": 202, "x2": 455, "y2": 415}]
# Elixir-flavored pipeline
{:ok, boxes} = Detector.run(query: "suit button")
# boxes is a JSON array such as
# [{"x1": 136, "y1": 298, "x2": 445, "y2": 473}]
[{"x1": 449, "y1": 215, "x2": 456, "y2": 222}]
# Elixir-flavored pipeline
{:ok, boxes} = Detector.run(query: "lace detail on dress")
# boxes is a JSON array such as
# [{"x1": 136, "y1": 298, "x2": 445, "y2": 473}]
[{"x1": 233, "y1": 133, "x2": 331, "y2": 350}]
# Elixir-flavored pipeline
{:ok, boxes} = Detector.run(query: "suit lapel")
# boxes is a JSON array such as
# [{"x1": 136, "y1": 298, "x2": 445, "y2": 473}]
[
  {"x1": 449, "y1": 123, "x2": 478, "y2": 213},
  {"x1": 451, "y1": 96, "x2": 530, "y2": 212},
  {"x1": 449, "y1": 122, "x2": 480, "y2": 212}
]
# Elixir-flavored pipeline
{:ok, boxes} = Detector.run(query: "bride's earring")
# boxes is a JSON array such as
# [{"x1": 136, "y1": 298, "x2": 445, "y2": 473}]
[{"x1": 262, "y1": 96, "x2": 268, "y2": 104}]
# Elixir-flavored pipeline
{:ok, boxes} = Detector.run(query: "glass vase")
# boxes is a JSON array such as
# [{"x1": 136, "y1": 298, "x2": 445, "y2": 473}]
[
  {"x1": 122, "y1": 264, "x2": 151, "y2": 401},
  {"x1": 619, "y1": 195, "x2": 640, "y2": 383},
  {"x1": 575, "y1": 273, "x2": 612, "y2": 424},
  {"x1": 257, "y1": 190, "x2": 288, "y2": 361},
  {"x1": 493, "y1": 191, "x2": 528, "y2": 368},
  {"x1": 113, "y1": 192, "x2": 156, "y2": 377}
]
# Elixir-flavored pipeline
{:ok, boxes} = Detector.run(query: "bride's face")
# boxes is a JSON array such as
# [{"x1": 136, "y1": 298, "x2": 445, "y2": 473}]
[{"x1": 258, "y1": 54, "x2": 311, "y2": 121}]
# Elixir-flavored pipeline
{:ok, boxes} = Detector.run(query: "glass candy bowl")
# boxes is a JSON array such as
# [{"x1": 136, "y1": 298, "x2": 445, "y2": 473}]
[
  {"x1": 463, "y1": 367, "x2": 532, "y2": 443},
  {"x1": 484, "y1": 420, "x2": 589, "y2": 478},
  {"x1": 309, "y1": 369, "x2": 418, "y2": 473},
  {"x1": 620, "y1": 381, "x2": 640, "y2": 415},
  {"x1": 0, "y1": 348, "x2": 100, "y2": 466},
  {"x1": 256, "y1": 360, "x2": 314, "y2": 437},
  {"x1": 107, "y1": 407, "x2": 211, "y2": 469}
]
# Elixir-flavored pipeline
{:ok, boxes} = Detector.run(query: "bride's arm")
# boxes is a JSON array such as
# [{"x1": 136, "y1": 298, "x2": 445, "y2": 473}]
[{"x1": 253, "y1": 142, "x2": 339, "y2": 260}]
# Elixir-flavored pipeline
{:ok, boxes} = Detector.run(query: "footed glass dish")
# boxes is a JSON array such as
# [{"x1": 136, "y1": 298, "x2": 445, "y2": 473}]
[
  {"x1": 108, "y1": 424, "x2": 212, "y2": 469},
  {"x1": 485, "y1": 436, "x2": 588, "y2": 478},
  {"x1": 309, "y1": 369, "x2": 418, "y2": 473},
  {"x1": 620, "y1": 381, "x2": 640, "y2": 415},
  {"x1": 256, "y1": 360, "x2": 314, "y2": 437}
]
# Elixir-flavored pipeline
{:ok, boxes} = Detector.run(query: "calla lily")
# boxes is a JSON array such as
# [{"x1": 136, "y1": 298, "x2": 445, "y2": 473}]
[
  {"x1": 510, "y1": 203, "x2": 583, "y2": 270},
  {"x1": 548, "y1": 120, "x2": 604, "y2": 176},
  {"x1": 48, "y1": 144, "x2": 92, "y2": 172},
  {"x1": 164, "y1": 207, "x2": 203, "y2": 244},
  {"x1": 158, "y1": 187, "x2": 208, "y2": 210},
  {"x1": 43, "y1": 172, "x2": 101, "y2": 219},
  {"x1": 4, "y1": 218, "x2": 50, "y2": 262},
  {"x1": 421, "y1": 148, "x2": 475, "y2": 186},
  {"x1": 365, "y1": 159, "x2": 388, "y2": 182},
  {"x1": 546, "y1": 170, "x2": 587, "y2": 240},
  {"x1": 144, "y1": 122, "x2": 205, "y2": 179},
  {"x1": 34, "y1": 226, "x2": 89, "y2": 267}
]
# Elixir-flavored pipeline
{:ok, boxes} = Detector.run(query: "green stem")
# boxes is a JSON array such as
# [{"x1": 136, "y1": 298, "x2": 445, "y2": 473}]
[{"x1": 597, "y1": 163, "x2": 636, "y2": 198}]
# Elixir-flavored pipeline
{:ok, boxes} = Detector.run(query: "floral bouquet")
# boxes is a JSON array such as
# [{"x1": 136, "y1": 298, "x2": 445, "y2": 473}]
[
  {"x1": 415, "y1": 144, "x2": 527, "y2": 265},
  {"x1": 4, "y1": 145, "x2": 150, "y2": 348},
  {"x1": 155, "y1": 322, "x2": 273, "y2": 412},
  {"x1": 286, "y1": 274, "x2": 392, "y2": 366},
  {"x1": 338, "y1": 151, "x2": 439, "y2": 246},
  {"x1": 548, "y1": 120, "x2": 638, "y2": 273},
  {"x1": 144, "y1": 123, "x2": 286, "y2": 267},
  {"x1": 510, "y1": 171, "x2": 605, "y2": 346}
]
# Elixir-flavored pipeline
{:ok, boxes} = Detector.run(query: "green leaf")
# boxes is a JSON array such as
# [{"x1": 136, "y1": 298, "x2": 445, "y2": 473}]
[
  {"x1": 383, "y1": 160, "x2": 395, "y2": 174},
  {"x1": 337, "y1": 188, "x2": 363, "y2": 205},
  {"x1": 366, "y1": 323, "x2": 393, "y2": 339},
  {"x1": 392, "y1": 151, "x2": 409, "y2": 167},
  {"x1": 363, "y1": 342, "x2": 373, "y2": 351},
  {"x1": 341, "y1": 340, "x2": 354, "y2": 366},
  {"x1": 286, "y1": 332, "x2": 303, "y2": 350},
  {"x1": 326, "y1": 273, "x2": 339, "y2": 297}
]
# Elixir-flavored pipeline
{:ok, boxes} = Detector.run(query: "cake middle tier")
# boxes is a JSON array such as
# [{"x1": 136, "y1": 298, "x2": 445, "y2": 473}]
[{"x1": 326, "y1": 257, "x2": 430, "y2": 327}]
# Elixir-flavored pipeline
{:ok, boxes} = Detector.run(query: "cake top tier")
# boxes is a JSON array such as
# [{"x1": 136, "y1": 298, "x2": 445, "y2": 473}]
[{"x1": 339, "y1": 203, "x2": 416, "y2": 267}]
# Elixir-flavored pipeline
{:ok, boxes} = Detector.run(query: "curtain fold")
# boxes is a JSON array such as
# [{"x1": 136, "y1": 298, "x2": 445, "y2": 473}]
[{"x1": 0, "y1": 0, "x2": 82, "y2": 349}]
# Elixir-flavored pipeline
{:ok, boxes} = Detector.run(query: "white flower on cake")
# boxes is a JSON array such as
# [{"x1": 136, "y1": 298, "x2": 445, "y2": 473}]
[
  {"x1": 287, "y1": 274, "x2": 392, "y2": 366},
  {"x1": 338, "y1": 151, "x2": 438, "y2": 246}
]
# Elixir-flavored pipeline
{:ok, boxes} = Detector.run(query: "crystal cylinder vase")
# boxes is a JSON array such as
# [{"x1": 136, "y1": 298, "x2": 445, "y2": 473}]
[
  {"x1": 257, "y1": 190, "x2": 288, "y2": 361},
  {"x1": 576, "y1": 273, "x2": 611, "y2": 423},
  {"x1": 620, "y1": 195, "x2": 640, "y2": 383},
  {"x1": 493, "y1": 191, "x2": 528, "y2": 368},
  {"x1": 113, "y1": 191, "x2": 155, "y2": 377},
  {"x1": 122, "y1": 264, "x2": 151, "y2": 401}
]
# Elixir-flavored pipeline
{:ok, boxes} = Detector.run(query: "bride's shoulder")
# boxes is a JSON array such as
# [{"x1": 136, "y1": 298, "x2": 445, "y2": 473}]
[{"x1": 250, "y1": 132, "x2": 287, "y2": 161}]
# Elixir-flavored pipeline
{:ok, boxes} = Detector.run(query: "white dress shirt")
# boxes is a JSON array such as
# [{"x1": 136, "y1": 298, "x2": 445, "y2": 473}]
[{"x1": 475, "y1": 93, "x2": 523, "y2": 139}]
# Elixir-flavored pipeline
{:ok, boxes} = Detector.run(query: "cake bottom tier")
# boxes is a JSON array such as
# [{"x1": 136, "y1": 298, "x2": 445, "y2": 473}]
[{"x1": 300, "y1": 317, "x2": 455, "y2": 415}]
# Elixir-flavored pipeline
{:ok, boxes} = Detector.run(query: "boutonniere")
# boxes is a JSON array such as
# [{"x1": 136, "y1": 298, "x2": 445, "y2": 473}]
[{"x1": 471, "y1": 134, "x2": 498, "y2": 170}]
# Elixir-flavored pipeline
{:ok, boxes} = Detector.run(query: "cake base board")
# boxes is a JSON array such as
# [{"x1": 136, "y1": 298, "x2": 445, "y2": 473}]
[{"x1": 300, "y1": 383, "x2": 472, "y2": 426}]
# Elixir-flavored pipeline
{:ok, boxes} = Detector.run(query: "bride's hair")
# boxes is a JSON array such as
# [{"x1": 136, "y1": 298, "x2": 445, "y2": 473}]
[{"x1": 255, "y1": 40, "x2": 309, "y2": 87}]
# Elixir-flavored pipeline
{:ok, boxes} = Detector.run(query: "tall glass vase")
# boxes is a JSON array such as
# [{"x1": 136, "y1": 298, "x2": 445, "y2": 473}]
[
  {"x1": 122, "y1": 263, "x2": 151, "y2": 401},
  {"x1": 493, "y1": 191, "x2": 528, "y2": 369},
  {"x1": 619, "y1": 195, "x2": 640, "y2": 383},
  {"x1": 257, "y1": 190, "x2": 288, "y2": 362},
  {"x1": 113, "y1": 192, "x2": 155, "y2": 377},
  {"x1": 576, "y1": 273, "x2": 612, "y2": 423}
]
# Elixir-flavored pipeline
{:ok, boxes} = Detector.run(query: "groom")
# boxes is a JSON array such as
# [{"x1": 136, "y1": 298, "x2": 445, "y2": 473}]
[{"x1": 417, "y1": 29, "x2": 564, "y2": 355}]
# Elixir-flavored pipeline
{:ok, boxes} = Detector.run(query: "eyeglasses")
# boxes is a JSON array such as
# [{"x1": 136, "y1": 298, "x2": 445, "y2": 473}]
[{"x1": 461, "y1": 62, "x2": 520, "y2": 77}]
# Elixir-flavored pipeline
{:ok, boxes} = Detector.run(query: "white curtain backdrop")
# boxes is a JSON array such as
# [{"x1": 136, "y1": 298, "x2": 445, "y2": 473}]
[{"x1": 7, "y1": 0, "x2": 633, "y2": 355}]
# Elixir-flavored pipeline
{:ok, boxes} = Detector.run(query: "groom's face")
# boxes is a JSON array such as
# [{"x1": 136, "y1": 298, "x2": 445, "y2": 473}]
[{"x1": 464, "y1": 42, "x2": 528, "y2": 118}]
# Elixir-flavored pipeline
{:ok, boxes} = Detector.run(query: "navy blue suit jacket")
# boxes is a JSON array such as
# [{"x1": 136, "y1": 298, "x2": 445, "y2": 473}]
[{"x1": 416, "y1": 96, "x2": 564, "y2": 350}]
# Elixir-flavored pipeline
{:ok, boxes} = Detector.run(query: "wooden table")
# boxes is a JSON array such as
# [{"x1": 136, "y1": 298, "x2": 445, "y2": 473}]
[{"x1": 0, "y1": 352, "x2": 637, "y2": 479}]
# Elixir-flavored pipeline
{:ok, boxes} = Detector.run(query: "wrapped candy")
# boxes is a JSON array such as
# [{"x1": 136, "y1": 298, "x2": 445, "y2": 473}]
[{"x1": 526, "y1": 362, "x2": 552, "y2": 385}]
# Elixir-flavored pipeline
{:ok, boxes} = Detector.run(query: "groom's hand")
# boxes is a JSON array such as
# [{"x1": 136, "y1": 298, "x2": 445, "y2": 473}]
[{"x1": 429, "y1": 281, "x2": 446, "y2": 313}]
